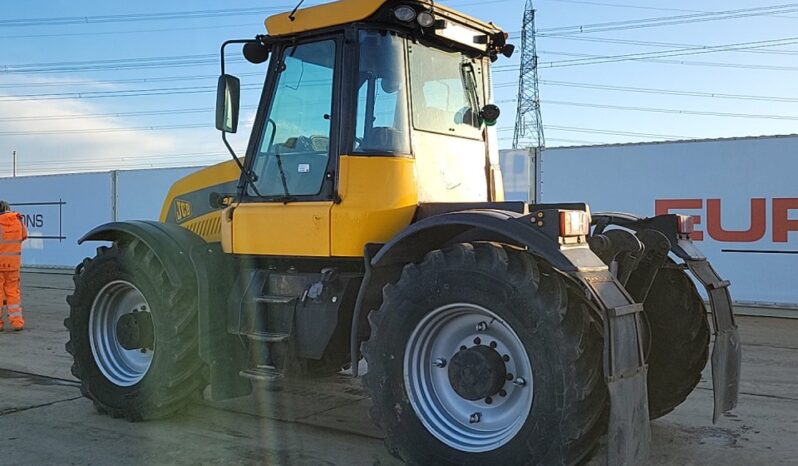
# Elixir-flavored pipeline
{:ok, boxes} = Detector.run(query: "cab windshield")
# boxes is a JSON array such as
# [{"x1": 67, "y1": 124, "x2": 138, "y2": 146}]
[{"x1": 248, "y1": 40, "x2": 336, "y2": 198}]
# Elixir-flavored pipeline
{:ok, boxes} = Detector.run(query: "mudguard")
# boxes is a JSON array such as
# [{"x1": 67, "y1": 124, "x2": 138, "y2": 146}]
[
  {"x1": 593, "y1": 212, "x2": 741, "y2": 423},
  {"x1": 80, "y1": 220, "x2": 205, "y2": 284},
  {"x1": 358, "y1": 209, "x2": 651, "y2": 466}
]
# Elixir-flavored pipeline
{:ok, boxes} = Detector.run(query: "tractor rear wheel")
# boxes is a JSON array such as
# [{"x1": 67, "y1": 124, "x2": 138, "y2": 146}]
[
  {"x1": 643, "y1": 264, "x2": 710, "y2": 419},
  {"x1": 65, "y1": 239, "x2": 206, "y2": 420},
  {"x1": 363, "y1": 243, "x2": 606, "y2": 465}
]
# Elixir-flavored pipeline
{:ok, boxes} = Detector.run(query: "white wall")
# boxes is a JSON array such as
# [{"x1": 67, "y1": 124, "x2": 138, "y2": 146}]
[
  {"x1": 7, "y1": 172, "x2": 113, "y2": 268},
  {"x1": 539, "y1": 135, "x2": 798, "y2": 306},
  {"x1": 1, "y1": 167, "x2": 202, "y2": 268},
  {"x1": 115, "y1": 167, "x2": 199, "y2": 221}
]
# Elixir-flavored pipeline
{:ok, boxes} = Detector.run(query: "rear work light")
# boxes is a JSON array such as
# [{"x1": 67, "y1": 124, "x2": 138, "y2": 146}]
[
  {"x1": 559, "y1": 210, "x2": 591, "y2": 237},
  {"x1": 676, "y1": 214, "x2": 697, "y2": 235}
]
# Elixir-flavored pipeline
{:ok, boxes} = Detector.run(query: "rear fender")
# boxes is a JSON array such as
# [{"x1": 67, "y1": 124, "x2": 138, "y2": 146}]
[{"x1": 371, "y1": 209, "x2": 606, "y2": 272}]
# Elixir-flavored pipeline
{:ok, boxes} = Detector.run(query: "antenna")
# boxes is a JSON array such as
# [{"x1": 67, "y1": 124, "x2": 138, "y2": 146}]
[
  {"x1": 512, "y1": 0, "x2": 545, "y2": 150},
  {"x1": 289, "y1": 0, "x2": 306, "y2": 22}
]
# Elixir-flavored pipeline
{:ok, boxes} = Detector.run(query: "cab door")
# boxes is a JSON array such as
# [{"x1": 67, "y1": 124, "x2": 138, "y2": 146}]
[{"x1": 231, "y1": 38, "x2": 340, "y2": 257}]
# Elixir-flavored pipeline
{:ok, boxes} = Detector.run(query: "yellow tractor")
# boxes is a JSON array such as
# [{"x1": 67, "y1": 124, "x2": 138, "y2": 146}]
[{"x1": 64, "y1": 1, "x2": 740, "y2": 464}]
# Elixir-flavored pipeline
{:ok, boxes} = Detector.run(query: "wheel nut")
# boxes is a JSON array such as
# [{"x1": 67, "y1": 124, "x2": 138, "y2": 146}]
[
  {"x1": 476, "y1": 321, "x2": 488, "y2": 332},
  {"x1": 433, "y1": 358, "x2": 447, "y2": 368},
  {"x1": 469, "y1": 413, "x2": 481, "y2": 424},
  {"x1": 514, "y1": 377, "x2": 527, "y2": 387}
]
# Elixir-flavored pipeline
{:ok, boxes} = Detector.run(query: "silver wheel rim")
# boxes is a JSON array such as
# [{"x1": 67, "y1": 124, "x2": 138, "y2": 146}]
[
  {"x1": 89, "y1": 280, "x2": 154, "y2": 387},
  {"x1": 404, "y1": 303, "x2": 534, "y2": 453}
]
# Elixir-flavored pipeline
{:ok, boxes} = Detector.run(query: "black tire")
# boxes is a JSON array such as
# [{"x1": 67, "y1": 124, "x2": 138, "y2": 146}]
[
  {"x1": 363, "y1": 243, "x2": 606, "y2": 465},
  {"x1": 643, "y1": 264, "x2": 710, "y2": 419},
  {"x1": 65, "y1": 239, "x2": 206, "y2": 421}
]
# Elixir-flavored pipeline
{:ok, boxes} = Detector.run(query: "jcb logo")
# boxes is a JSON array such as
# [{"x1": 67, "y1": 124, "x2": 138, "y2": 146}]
[
  {"x1": 174, "y1": 199, "x2": 192, "y2": 222},
  {"x1": 656, "y1": 198, "x2": 798, "y2": 242}
]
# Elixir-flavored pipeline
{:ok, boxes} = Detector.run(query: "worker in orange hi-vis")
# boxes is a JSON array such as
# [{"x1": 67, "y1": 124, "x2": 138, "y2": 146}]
[{"x1": 0, "y1": 201, "x2": 27, "y2": 332}]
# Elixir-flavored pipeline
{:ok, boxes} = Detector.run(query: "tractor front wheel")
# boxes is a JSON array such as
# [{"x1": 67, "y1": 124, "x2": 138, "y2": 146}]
[{"x1": 65, "y1": 239, "x2": 206, "y2": 420}]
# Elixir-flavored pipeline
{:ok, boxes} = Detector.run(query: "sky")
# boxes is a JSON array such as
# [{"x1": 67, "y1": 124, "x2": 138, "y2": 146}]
[{"x1": 0, "y1": 0, "x2": 796, "y2": 176}]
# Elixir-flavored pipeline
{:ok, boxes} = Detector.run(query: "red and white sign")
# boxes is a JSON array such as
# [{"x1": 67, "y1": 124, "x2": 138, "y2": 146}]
[{"x1": 538, "y1": 135, "x2": 798, "y2": 307}]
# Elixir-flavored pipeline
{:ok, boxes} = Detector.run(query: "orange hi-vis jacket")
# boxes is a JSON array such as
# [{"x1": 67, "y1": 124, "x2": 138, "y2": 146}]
[{"x1": 0, "y1": 212, "x2": 27, "y2": 271}]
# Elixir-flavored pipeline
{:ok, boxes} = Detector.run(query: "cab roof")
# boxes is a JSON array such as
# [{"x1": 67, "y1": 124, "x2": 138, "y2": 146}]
[{"x1": 265, "y1": 0, "x2": 503, "y2": 37}]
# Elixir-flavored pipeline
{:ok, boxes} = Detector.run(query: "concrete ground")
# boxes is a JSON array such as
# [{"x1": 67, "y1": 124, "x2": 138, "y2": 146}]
[{"x1": 1, "y1": 271, "x2": 796, "y2": 465}]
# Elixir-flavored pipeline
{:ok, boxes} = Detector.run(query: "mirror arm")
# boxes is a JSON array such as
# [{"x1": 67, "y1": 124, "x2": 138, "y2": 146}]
[{"x1": 219, "y1": 38, "x2": 266, "y2": 197}]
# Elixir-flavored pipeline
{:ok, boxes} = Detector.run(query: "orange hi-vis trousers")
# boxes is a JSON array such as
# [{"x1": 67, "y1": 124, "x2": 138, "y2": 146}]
[{"x1": 0, "y1": 270, "x2": 22, "y2": 326}]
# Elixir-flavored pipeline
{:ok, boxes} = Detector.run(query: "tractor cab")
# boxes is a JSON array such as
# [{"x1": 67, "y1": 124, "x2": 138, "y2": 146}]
[{"x1": 215, "y1": 0, "x2": 513, "y2": 258}]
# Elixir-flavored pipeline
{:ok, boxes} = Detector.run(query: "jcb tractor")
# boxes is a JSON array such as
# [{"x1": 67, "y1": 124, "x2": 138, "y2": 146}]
[{"x1": 65, "y1": 1, "x2": 741, "y2": 464}]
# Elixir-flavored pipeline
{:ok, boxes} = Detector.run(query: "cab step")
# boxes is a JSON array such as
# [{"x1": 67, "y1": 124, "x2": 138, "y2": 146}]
[
  {"x1": 239, "y1": 365, "x2": 282, "y2": 382},
  {"x1": 254, "y1": 294, "x2": 297, "y2": 305},
  {"x1": 246, "y1": 331, "x2": 290, "y2": 343}
]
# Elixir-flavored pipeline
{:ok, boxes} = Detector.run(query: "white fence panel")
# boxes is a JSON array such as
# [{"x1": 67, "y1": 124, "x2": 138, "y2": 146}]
[
  {"x1": 4, "y1": 172, "x2": 113, "y2": 268},
  {"x1": 115, "y1": 167, "x2": 199, "y2": 221},
  {"x1": 0, "y1": 166, "x2": 205, "y2": 268},
  {"x1": 540, "y1": 135, "x2": 798, "y2": 306}
]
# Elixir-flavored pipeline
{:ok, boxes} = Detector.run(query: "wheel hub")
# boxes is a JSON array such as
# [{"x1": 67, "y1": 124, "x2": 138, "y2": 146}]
[
  {"x1": 116, "y1": 311, "x2": 154, "y2": 351},
  {"x1": 89, "y1": 280, "x2": 155, "y2": 387},
  {"x1": 404, "y1": 303, "x2": 534, "y2": 453},
  {"x1": 448, "y1": 345, "x2": 507, "y2": 401}
]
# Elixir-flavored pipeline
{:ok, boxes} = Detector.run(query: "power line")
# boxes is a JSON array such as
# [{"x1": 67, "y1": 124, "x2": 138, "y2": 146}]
[
  {"x1": 19, "y1": 150, "x2": 241, "y2": 167},
  {"x1": 0, "y1": 123, "x2": 211, "y2": 136},
  {"x1": 0, "y1": 22, "x2": 255, "y2": 40},
  {"x1": 0, "y1": 83, "x2": 262, "y2": 102},
  {"x1": 540, "y1": 0, "x2": 798, "y2": 19},
  {"x1": 537, "y1": 3, "x2": 798, "y2": 36},
  {"x1": 0, "y1": 105, "x2": 259, "y2": 122},
  {"x1": 534, "y1": 49, "x2": 798, "y2": 71},
  {"x1": 541, "y1": 34, "x2": 798, "y2": 57},
  {"x1": 539, "y1": 0, "x2": 701, "y2": 13},
  {"x1": 544, "y1": 137, "x2": 608, "y2": 145},
  {"x1": 0, "y1": 0, "x2": 496, "y2": 32},
  {"x1": 0, "y1": 72, "x2": 263, "y2": 89},
  {"x1": 0, "y1": 6, "x2": 291, "y2": 28},
  {"x1": 536, "y1": 79, "x2": 798, "y2": 103},
  {"x1": 499, "y1": 125, "x2": 694, "y2": 139},
  {"x1": 539, "y1": 36, "x2": 798, "y2": 68},
  {"x1": 500, "y1": 99, "x2": 798, "y2": 121},
  {"x1": 544, "y1": 125, "x2": 693, "y2": 140}
]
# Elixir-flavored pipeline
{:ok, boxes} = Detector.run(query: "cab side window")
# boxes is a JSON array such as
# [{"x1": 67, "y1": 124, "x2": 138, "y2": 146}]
[{"x1": 353, "y1": 31, "x2": 411, "y2": 155}]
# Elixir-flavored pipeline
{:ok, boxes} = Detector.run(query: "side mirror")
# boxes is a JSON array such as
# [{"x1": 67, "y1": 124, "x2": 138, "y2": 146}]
[{"x1": 215, "y1": 74, "x2": 240, "y2": 133}]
